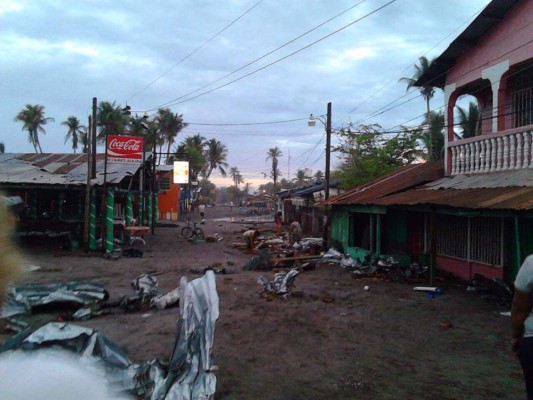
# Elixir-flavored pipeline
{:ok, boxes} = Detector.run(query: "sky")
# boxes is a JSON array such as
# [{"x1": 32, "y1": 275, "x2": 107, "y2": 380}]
[{"x1": 0, "y1": 0, "x2": 491, "y2": 189}]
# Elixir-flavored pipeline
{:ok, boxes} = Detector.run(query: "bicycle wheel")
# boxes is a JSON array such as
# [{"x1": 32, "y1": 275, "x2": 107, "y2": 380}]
[
  {"x1": 194, "y1": 228, "x2": 205, "y2": 240},
  {"x1": 181, "y1": 226, "x2": 194, "y2": 238}
]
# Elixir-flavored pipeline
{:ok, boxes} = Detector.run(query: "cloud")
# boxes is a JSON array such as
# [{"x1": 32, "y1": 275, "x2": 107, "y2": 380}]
[{"x1": 0, "y1": 0, "x2": 23, "y2": 15}]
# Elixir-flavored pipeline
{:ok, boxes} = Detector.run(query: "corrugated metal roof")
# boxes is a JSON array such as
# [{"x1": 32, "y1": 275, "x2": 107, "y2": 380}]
[
  {"x1": 375, "y1": 186, "x2": 533, "y2": 210},
  {"x1": 424, "y1": 169, "x2": 533, "y2": 189},
  {"x1": 0, "y1": 153, "x2": 144, "y2": 187},
  {"x1": 326, "y1": 162, "x2": 444, "y2": 205},
  {"x1": 415, "y1": 0, "x2": 520, "y2": 88},
  {"x1": 332, "y1": 165, "x2": 533, "y2": 210}
]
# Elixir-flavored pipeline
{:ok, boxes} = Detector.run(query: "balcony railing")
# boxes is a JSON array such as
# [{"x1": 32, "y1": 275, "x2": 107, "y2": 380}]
[{"x1": 449, "y1": 126, "x2": 533, "y2": 175}]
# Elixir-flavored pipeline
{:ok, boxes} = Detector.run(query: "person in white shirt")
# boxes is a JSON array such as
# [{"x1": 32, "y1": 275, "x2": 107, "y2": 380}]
[{"x1": 512, "y1": 254, "x2": 533, "y2": 399}]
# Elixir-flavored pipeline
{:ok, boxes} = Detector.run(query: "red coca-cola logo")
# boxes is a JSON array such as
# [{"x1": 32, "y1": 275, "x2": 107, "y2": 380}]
[{"x1": 109, "y1": 138, "x2": 142, "y2": 151}]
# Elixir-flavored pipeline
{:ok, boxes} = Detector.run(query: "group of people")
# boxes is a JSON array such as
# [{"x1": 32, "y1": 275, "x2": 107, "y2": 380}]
[{"x1": 242, "y1": 211, "x2": 302, "y2": 250}]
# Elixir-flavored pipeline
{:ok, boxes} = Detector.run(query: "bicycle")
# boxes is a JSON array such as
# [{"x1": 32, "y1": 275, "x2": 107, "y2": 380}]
[{"x1": 181, "y1": 219, "x2": 205, "y2": 240}]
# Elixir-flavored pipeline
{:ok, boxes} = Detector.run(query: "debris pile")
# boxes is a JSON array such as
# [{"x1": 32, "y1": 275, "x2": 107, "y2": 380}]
[
  {"x1": 0, "y1": 271, "x2": 220, "y2": 400},
  {"x1": 257, "y1": 268, "x2": 300, "y2": 299},
  {"x1": 1, "y1": 281, "x2": 109, "y2": 319},
  {"x1": 469, "y1": 273, "x2": 513, "y2": 307},
  {"x1": 120, "y1": 273, "x2": 180, "y2": 312},
  {"x1": 322, "y1": 251, "x2": 428, "y2": 282}
]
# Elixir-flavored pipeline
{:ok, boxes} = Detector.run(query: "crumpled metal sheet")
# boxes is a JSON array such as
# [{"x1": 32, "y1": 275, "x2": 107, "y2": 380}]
[
  {"x1": 258, "y1": 268, "x2": 300, "y2": 295},
  {"x1": 143, "y1": 270, "x2": 219, "y2": 400},
  {"x1": 1, "y1": 322, "x2": 138, "y2": 392},
  {"x1": 1, "y1": 281, "x2": 109, "y2": 318}
]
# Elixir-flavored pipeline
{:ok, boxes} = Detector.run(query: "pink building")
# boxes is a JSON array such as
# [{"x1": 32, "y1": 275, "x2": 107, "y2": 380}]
[{"x1": 417, "y1": 0, "x2": 533, "y2": 176}]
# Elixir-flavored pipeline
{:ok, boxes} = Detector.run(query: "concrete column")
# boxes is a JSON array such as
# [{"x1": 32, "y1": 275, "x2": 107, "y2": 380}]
[
  {"x1": 444, "y1": 82, "x2": 457, "y2": 175},
  {"x1": 481, "y1": 60, "x2": 510, "y2": 133}
]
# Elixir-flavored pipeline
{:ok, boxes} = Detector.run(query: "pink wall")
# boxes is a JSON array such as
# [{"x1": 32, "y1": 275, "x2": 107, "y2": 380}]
[
  {"x1": 437, "y1": 256, "x2": 504, "y2": 282},
  {"x1": 446, "y1": 0, "x2": 533, "y2": 88}
]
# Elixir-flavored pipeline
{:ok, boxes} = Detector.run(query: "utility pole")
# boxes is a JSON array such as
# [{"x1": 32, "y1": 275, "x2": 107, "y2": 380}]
[
  {"x1": 83, "y1": 114, "x2": 92, "y2": 252},
  {"x1": 91, "y1": 97, "x2": 97, "y2": 179},
  {"x1": 325, "y1": 102, "x2": 332, "y2": 201}
]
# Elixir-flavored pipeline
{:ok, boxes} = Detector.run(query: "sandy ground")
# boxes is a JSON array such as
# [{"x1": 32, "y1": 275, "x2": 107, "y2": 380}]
[{"x1": 1, "y1": 205, "x2": 526, "y2": 399}]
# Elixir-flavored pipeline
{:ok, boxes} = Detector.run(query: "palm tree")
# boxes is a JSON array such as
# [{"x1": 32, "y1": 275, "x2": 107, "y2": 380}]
[
  {"x1": 202, "y1": 139, "x2": 228, "y2": 183},
  {"x1": 399, "y1": 56, "x2": 438, "y2": 158},
  {"x1": 79, "y1": 131, "x2": 89, "y2": 153},
  {"x1": 314, "y1": 170, "x2": 324, "y2": 182},
  {"x1": 266, "y1": 146, "x2": 282, "y2": 187},
  {"x1": 14, "y1": 104, "x2": 54, "y2": 153},
  {"x1": 456, "y1": 101, "x2": 481, "y2": 139},
  {"x1": 61, "y1": 116, "x2": 85, "y2": 153},
  {"x1": 156, "y1": 108, "x2": 187, "y2": 163},
  {"x1": 293, "y1": 169, "x2": 311, "y2": 186},
  {"x1": 229, "y1": 167, "x2": 243, "y2": 187},
  {"x1": 420, "y1": 110, "x2": 445, "y2": 160},
  {"x1": 97, "y1": 101, "x2": 128, "y2": 143}
]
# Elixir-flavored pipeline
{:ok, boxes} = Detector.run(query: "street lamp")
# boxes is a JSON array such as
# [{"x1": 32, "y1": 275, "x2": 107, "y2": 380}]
[{"x1": 307, "y1": 102, "x2": 332, "y2": 201}]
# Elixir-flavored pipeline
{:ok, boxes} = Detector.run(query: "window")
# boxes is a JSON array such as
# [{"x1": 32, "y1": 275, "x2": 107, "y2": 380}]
[
  {"x1": 436, "y1": 214, "x2": 506, "y2": 267},
  {"x1": 159, "y1": 177, "x2": 171, "y2": 191},
  {"x1": 509, "y1": 66, "x2": 533, "y2": 128}
]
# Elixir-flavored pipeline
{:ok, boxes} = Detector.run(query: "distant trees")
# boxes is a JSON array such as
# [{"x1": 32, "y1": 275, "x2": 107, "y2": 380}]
[
  {"x1": 0, "y1": 142, "x2": 4, "y2": 153},
  {"x1": 14, "y1": 104, "x2": 54, "y2": 153},
  {"x1": 334, "y1": 124, "x2": 423, "y2": 188}
]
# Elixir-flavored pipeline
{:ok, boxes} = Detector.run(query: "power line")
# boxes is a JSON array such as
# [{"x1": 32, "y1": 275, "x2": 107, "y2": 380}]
[
  {"x1": 150, "y1": 1, "x2": 367, "y2": 110},
  {"x1": 146, "y1": 0, "x2": 398, "y2": 111},
  {"x1": 338, "y1": 4, "x2": 488, "y2": 124},
  {"x1": 126, "y1": 0, "x2": 265, "y2": 102},
  {"x1": 186, "y1": 116, "x2": 309, "y2": 126},
  {"x1": 354, "y1": 32, "x2": 533, "y2": 131}
]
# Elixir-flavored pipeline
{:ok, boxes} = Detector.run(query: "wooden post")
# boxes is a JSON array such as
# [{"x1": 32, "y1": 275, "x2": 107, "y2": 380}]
[{"x1": 105, "y1": 186, "x2": 114, "y2": 254}]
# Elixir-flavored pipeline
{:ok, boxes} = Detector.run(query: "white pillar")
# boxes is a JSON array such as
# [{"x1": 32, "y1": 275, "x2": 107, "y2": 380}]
[
  {"x1": 481, "y1": 60, "x2": 509, "y2": 133},
  {"x1": 444, "y1": 83, "x2": 456, "y2": 175}
]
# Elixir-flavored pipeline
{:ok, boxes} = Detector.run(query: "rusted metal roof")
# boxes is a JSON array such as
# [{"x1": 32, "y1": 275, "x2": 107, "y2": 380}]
[
  {"x1": 327, "y1": 159, "x2": 533, "y2": 210},
  {"x1": 326, "y1": 162, "x2": 444, "y2": 205},
  {"x1": 0, "y1": 153, "x2": 143, "y2": 187},
  {"x1": 376, "y1": 186, "x2": 533, "y2": 210}
]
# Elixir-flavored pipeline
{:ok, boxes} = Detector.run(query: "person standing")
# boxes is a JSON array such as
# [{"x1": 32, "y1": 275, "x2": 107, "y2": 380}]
[
  {"x1": 512, "y1": 254, "x2": 533, "y2": 399},
  {"x1": 198, "y1": 203, "x2": 206, "y2": 224},
  {"x1": 288, "y1": 220, "x2": 302, "y2": 245},
  {"x1": 274, "y1": 211, "x2": 283, "y2": 238}
]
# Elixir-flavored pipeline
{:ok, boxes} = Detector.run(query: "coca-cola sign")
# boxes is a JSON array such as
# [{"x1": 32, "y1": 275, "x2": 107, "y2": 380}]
[{"x1": 107, "y1": 135, "x2": 143, "y2": 163}]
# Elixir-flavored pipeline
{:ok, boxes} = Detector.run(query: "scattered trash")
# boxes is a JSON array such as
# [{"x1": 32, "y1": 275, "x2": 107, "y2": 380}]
[
  {"x1": 320, "y1": 292, "x2": 335, "y2": 303},
  {"x1": 189, "y1": 266, "x2": 236, "y2": 275},
  {"x1": 471, "y1": 273, "x2": 513, "y2": 307},
  {"x1": 205, "y1": 233, "x2": 223, "y2": 242},
  {"x1": 500, "y1": 311, "x2": 511, "y2": 317},
  {"x1": 25, "y1": 265, "x2": 41, "y2": 272},
  {"x1": 123, "y1": 247, "x2": 144, "y2": 257},
  {"x1": 151, "y1": 288, "x2": 180, "y2": 310},
  {"x1": 325, "y1": 251, "x2": 428, "y2": 282},
  {"x1": 414, "y1": 286, "x2": 443, "y2": 298},
  {"x1": 245, "y1": 250, "x2": 273, "y2": 270},
  {"x1": 439, "y1": 321, "x2": 453, "y2": 329},
  {"x1": 364, "y1": 285, "x2": 370, "y2": 291},
  {"x1": 257, "y1": 268, "x2": 300, "y2": 298}
]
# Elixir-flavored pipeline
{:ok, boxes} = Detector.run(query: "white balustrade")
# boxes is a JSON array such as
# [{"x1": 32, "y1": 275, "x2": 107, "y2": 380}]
[{"x1": 449, "y1": 129, "x2": 533, "y2": 175}]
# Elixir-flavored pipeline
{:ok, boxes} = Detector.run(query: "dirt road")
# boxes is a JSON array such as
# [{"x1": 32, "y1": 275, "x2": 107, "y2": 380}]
[{"x1": 3, "y1": 206, "x2": 524, "y2": 399}]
